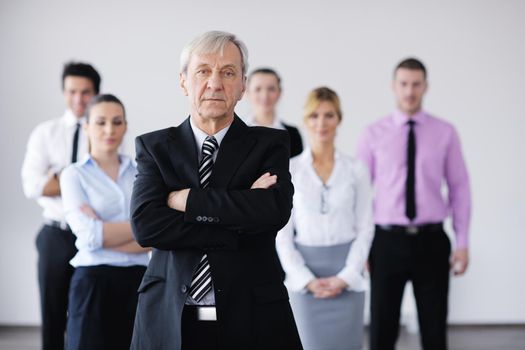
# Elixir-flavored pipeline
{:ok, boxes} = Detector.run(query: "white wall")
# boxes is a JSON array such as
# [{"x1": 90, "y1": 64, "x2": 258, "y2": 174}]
[{"x1": 1, "y1": 0, "x2": 524, "y2": 325}]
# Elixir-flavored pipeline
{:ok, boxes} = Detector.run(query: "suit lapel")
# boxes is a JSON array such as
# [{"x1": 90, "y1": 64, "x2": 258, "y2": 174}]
[
  {"x1": 211, "y1": 116, "x2": 256, "y2": 188},
  {"x1": 168, "y1": 117, "x2": 201, "y2": 188}
]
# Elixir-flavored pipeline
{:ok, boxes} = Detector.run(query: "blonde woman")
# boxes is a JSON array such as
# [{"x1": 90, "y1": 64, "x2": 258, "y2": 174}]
[
  {"x1": 276, "y1": 87, "x2": 374, "y2": 350},
  {"x1": 60, "y1": 94, "x2": 149, "y2": 349}
]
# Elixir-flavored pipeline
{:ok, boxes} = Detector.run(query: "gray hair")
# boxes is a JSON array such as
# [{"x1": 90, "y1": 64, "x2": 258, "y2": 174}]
[{"x1": 180, "y1": 31, "x2": 249, "y2": 76}]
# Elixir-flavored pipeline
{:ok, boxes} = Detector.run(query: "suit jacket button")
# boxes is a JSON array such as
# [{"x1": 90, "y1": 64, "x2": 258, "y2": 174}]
[
  {"x1": 207, "y1": 216, "x2": 213, "y2": 222},
  {"x1": 181, "y1": 285, "x2": 188, "y2": 293},
  {"x1": 202, "y1": 216, "x2": 208, "y2": 222},
  {"x1": 196, "y1": 216, "x2": 202, "y2": 222},
  {"x1": 213, "y1": 217, "x2": 220, "y2": 223}
]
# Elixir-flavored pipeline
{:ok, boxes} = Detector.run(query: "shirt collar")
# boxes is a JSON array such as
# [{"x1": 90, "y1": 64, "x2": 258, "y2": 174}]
[
  {"x1": 248, "y1": 116, "x2": 285, "y2": 130},
  {"x1": 392, "y1": 109, "x2": 428, "y2": 126},
  {"x1": 62, "y1": 109, "x2": 85, "y2": 127},
  {"x1": 80, "y1": 154, "x2": 133, "y2": 177},
  {"x1": 189, "y1": 115, "x2": 231, "y2": 150},
  {"x1": 300, "y1": 147, "x2": 341, "y2": 163}
]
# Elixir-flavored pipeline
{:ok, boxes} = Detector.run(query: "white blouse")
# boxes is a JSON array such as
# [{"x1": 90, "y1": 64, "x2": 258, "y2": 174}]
[
  {"x1": 21, "y1": 110, "x2": 88, "y2": 222},
  {"x1": 276, "y1": 149, "x2": 374, "y2": 292}
]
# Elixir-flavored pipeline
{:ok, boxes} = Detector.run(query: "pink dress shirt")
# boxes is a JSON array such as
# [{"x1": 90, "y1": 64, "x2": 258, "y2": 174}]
[{"x1": 356, "y1": 110, "x2": 471, "y2": 249}]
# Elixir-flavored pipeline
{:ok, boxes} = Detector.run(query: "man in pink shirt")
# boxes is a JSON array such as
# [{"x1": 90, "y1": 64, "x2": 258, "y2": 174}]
[{"x1": 357, "y1": 58, "x2": 471, "y2": 350}]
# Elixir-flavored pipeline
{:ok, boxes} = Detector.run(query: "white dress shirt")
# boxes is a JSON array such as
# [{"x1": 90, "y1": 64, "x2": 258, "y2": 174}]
[
  {"x1": 247, "y1": 115, "x2": 286, "y2": 130},
  {"x1": 21, "y1": 110, "x2": 88, "y2": 223},
  {"x1": 60, "y1": 155, "x2": 149, "y2": 267},
  {"x1": 276, "y1": 149, "x2": 375, "y2": 292},
  {"x1": 189, "y1": 116, "x2": 230, "y2": 162}
]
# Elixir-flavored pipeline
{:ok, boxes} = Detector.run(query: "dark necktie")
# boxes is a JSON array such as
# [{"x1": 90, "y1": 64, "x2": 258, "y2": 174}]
[
  {"x1": 71, "y1": 123, "x2": 80, "y2": 163},
  {"x1": 189, "y1": 136, "x2": 219, "y2": 302},
  {"x1": 405, "y1": 120, "x2": 416, "y2": 220}
]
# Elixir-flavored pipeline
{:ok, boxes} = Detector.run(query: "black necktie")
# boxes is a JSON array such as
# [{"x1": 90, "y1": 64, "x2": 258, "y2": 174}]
[
  {"x1": 189, "y1": 136, "x2": 219, "y2": 302},
  {"x1": 406, "y1": 120, "x2": 416, "y2": 220},
  {"x1": 71, "y1": 123, "x2": 80, "y2": 163}
]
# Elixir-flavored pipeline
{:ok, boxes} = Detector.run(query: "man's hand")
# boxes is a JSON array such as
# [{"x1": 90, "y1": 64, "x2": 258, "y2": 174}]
[
  {"x1": 42, "y1": 170, "x2": 61, "y2": 197},
  {"x1": 451, "y1": 248, "x2": 469, "y2": 276},
  {"x1": 164, "y1": 172, "x2": 276, "y2": 214},
  {"x1": 167, "y1": 189, "x2": 190, "y2": 212},
  {"x1": 251, "y1": 172, "x2": 277, "y2": 189},
  {"x1": 80, "y1": 204, "x2": 99, "y2": 219}
]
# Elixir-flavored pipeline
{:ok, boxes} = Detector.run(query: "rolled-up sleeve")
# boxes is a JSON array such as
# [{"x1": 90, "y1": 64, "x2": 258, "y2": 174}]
[
  {"x1": 60, "y1": 166, "x2": 104, "y2": 251},
  {"x1": 21, "y1": 125, "x2": 51, "y2": 199}
]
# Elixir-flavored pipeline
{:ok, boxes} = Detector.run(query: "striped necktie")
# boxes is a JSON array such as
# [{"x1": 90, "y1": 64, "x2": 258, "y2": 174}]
[{"x1": 189, "y1": 136, "x2": 219, "y2": 302}]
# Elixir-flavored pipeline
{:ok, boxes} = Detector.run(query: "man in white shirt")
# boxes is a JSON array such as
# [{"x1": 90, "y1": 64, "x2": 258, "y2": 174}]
[{"x1": 21, "y1": 62, "x2": 101, "y2": 350}]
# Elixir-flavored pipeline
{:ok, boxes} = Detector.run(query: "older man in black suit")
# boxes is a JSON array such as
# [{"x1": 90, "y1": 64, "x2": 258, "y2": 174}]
[{"x1": 130, "y1": 31, "x2": 303, "y2": 350}]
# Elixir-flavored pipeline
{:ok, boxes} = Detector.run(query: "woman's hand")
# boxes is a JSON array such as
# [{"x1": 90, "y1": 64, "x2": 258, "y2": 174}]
[
  {"x1": 80, "y1": 204, "x2": 99, "y2": 219},
  {"x1": 306, "y1": 276, "x2": 348, "y2": 299}
]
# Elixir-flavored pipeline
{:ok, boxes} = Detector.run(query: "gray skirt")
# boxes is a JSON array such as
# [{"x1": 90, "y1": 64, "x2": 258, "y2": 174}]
[{"x1": 289, "y1": 242, "x2": 365, "y2": 350}]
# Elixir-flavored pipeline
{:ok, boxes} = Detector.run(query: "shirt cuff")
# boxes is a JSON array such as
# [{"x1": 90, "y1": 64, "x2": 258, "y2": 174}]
[
  {"x1": 337, "y1": 266, "x2": 368, "y2": 292},
  {"x1": 455, "y1": 230, "x2": 469, "y2": 250},
  {"x1": 80, "y1": 219, "x2": 104, "y2": 251},
  {"x1": 284, "y1": 269, "x2": 315, "y2": 293}
]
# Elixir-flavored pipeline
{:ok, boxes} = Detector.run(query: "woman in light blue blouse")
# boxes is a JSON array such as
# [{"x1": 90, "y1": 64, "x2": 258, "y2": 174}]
[{"x1": 60, "y1": 94, "x2": 150, "y2": 350}]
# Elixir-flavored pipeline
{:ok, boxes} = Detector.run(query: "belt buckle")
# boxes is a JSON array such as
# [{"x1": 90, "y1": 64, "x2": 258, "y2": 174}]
[
  {"x1": 406, "y1": 226, "x2": 419, "y2": 235},
  {"x1": 197, "y1": 307, "x2": 217, "y2": 321}
]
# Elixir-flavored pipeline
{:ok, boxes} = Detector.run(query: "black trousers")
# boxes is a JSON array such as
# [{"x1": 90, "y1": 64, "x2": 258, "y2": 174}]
[
  {"x1": 35, "y1": 224, "x2": 77, "y2": 350},
  {"x1": 369, "y1": 225, "x2": 451, "y2": 350},
  {"x1": 181, "y1": 305, "x2": 219, "y2": 350},
  {"x1": 66, "y1": 265, "x2": 146, "y2": 350}
]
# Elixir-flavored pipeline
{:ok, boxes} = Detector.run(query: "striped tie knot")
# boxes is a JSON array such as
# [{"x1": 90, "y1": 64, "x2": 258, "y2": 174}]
[
  {"x1": 199, "y1": 136, "x2": 219, "y2": 189},
  {"x1": 202, "y1": 136, "x2": 219, "y2": 155}
]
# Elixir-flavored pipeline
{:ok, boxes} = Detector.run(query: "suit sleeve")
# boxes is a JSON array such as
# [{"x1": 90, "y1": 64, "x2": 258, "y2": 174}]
[
  {"x1": 184, "y1": 131, "x2": 294, "y2": 235},
  {"x1": 130, "y1": 135, "x2": 238, "y2": 250}
]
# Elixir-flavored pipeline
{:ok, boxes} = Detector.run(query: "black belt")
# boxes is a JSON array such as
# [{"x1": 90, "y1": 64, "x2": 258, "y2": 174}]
[
  {"x1": 44, "y1": 220, "x2": 71, "y2": 231},
  {"x1": 377, "y1": 222, "x2": 442, "y2": 235}
]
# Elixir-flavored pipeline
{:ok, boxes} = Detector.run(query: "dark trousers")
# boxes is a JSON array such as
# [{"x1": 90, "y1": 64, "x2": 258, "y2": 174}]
[
  {"x1": 36, "y1": 224, "x2": 77, "y2": 350},
  {"x1": 181, "y1": 306, "x2": 219, "y2": 350},
  {"x1": 369, "y1": 225, "x2": 451, "y2": 350},
  {"x1": 66, "y1": 265, "x2": 146, "y2": 350}
]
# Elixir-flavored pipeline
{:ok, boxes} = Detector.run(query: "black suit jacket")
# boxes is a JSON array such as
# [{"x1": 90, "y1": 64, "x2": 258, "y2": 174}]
[{"x1": 130, "y1": 116, "x2": 303, "y2": 350}]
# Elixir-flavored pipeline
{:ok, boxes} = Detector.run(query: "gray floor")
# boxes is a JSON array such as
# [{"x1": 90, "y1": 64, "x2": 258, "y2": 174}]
[{"x1": 0, "y1": 325, "x2": 524, "y2": 350}]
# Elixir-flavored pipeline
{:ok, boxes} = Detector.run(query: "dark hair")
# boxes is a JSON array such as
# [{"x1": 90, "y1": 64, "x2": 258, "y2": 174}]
[
  {"x1": 86, "y1": 94, "x2": 126, "y2": 121},
  {"x1": 394, "y1": 57, "x2": 427, "y2": 79},
  {"x1": 248, "y1": 67, "x2": 282, "y2": 89},
  {"x1": 62, "y1": 61, "x2": 101, "y2": 94}
]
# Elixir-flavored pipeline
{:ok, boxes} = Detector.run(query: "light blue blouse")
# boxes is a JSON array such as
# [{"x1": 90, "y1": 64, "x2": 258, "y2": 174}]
[{"x1": 60, "y1": 155, "x2": 149, "y2": 267}]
